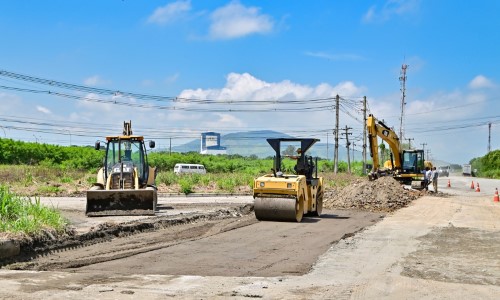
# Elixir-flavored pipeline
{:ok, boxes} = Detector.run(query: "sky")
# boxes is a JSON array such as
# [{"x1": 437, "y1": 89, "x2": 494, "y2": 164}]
[{"x1": 0, "y1": 0, "x2": 499, "y2": 164}]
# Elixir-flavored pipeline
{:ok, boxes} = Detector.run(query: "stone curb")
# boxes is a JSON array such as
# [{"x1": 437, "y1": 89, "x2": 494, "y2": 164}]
[{"x1": 0, "y1": 239, "x2": 20, "y2": 259}]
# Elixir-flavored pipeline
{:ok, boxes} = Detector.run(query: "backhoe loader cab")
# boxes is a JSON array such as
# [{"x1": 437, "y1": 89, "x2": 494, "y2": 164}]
[
  {"x1": 96, "y1": 137, "x2": 154, "y2": 188},
  {"x1": 86, "y1": 121, "x2": 157, "y2": 217},
  {"x1": 253, "y1": 138, "x2": 323, "y2": 222}
]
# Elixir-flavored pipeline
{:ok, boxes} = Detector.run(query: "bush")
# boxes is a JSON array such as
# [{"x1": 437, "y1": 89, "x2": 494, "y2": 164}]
[
  {"x1": 0, "y1": 185, "x2": 69, "y2": 234},
  {"x1": 470, "y1": 149, "x2": 500, "y2": 179}
]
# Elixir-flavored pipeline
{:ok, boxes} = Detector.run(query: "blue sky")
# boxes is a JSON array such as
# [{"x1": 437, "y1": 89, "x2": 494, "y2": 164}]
[{"x1": 0, "y1": 0, "x2": 499, "y2": 164}]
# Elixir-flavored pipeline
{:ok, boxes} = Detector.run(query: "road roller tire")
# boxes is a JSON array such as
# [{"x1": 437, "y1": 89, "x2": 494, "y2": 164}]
[
  {"x1": 312, "y1": 187, "x2": 323, "y2": 217},
  {"x1": 254, "y1": 196, "x2": 304, "y2": 222}
]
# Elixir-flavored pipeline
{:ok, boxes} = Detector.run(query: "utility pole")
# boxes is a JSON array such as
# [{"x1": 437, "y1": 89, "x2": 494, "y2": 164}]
[
  {"x1": 488, "y1": 122, "x2": 492, "y2": 153},
  {"x1": 352, "y1": 141, "x2": 356, "y2": 163},
  {"x1": 399, "y1": 64, "x2": 408, "y2": 142},
  {"x1": 334, "y1": 95, "x2": 340, "y2": 174},
  {"x1": 420, "y1": 142, "x2": 427, "y2": 152},
  {"x1": 405, "y1": 138, "x2": 414, "y2": 149},
  {"x1": 326, "y1": 132, "x2": 329, "y2": 160},
  {"x1": 342, "y1": 126, "x2": 353, "y2": 174},
  {"x1": 169, "y1": 137, "x2": 172, "y2": 155},
  {"x1": 362, "y1": 96, "x2": 367, "y2": 174},
  {"x1": 426, "y1": 149, "x2": 431, "y2": 161}
]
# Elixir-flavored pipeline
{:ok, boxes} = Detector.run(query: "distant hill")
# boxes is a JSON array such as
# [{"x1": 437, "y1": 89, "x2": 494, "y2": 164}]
[{"x1": 170, "y1": 130, "x2": 361, "y2": 160}]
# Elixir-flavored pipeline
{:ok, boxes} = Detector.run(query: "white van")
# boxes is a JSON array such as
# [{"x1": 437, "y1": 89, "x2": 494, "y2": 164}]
[{"x1": 174, "y1": 163, "x2": 207, "y2": 175}]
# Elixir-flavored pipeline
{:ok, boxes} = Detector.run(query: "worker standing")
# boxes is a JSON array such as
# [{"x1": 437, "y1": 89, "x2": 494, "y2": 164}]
[
  {"x1": 431, "y1": 166, "x2": 439, "y2": 193},
  {"x1": 424, "y1": 167, "x2": 432, "y2": 191}
]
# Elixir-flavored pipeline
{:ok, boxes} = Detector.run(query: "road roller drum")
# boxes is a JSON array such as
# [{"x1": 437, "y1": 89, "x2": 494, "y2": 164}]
[
  {"x1": 254, "y1": 196, "x2": 304, "y2": 222},
  {"x1": 253, "y1": 138, "x2": 324, "y2": 222}
]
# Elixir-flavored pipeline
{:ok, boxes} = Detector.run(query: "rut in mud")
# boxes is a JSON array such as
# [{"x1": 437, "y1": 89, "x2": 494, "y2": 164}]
[{"x1": 2, "y1": 205, "x2": 254, "y2": 269}]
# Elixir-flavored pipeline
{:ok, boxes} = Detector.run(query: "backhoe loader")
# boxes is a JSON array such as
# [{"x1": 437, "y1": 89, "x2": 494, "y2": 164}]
[
  {"x1": 86, "y1": 121, "x2": 157, "y2": 216},
  {"x1": 253, "y1": 138, "x2": 323, "y2": 222},
  {"x1": 367, "y1": 114, "x2": 432, "y2": 189}
]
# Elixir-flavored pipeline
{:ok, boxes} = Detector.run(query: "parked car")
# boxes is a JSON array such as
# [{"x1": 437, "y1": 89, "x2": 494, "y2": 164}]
[
  {"x1": 463, "y1": 164, "x2": 472, "y2": 176},
  {"x1": 438, "y1": 166, "x2": 450, "y2": 177},
  {"x1": 174, "y1": 163, "x2": 207, "y2": 175}
]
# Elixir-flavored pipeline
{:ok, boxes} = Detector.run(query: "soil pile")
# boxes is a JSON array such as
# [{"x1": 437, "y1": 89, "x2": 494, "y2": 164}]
[{"x1": 323, "y1": 176, "x2": 424, "y2": 212}]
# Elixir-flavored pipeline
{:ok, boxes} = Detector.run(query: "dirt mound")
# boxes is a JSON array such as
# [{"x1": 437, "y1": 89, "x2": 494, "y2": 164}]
[{"x1": 324, "y1": 176, "x2": 424, "y2": 212}]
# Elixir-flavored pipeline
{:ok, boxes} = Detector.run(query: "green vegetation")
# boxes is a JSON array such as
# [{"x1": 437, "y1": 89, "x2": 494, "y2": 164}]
[
  {"x1": 0, "y1": 185, "x2": 69, "y2": 235},
  {"x1": 470, "y1": 150, "x2": 500, "y2": 179},
  {"x1": 0, "y1": 138, "x2": 103, "y2": 170},
  {"x1": 0, "y1": 138, "x2": 366, "y2": 196}
]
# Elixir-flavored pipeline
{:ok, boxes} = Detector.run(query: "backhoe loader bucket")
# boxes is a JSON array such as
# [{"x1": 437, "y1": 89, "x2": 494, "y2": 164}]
[{"x1": 86, "y1": 188, "x2": 157, "y2": 216}]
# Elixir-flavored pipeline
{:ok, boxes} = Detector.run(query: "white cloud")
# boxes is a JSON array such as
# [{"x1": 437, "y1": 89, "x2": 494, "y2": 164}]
[
  {"x1": 165, "y1": 73, "x2": 180, "y2": 84},
  {"x1": 84, "y1": 75, "x2": 109, "y2": 87},
  {"x1": 362, "y1": 0, "x2": 420, "y2": 23},
  {"x1": 148, "y1": 0, "x2": 192, "y2": 25},
  {"x1": 179, "y1": 72, "x2": 364, "y2": 102},
  {"x1": 209, "y1": 1, "x2": 274, "y2": 39},
  {"x1": 201, "y1": 113, "x2": 246, "y2": 128},
  {"x1": 36, "y1": 105, "x2": 51, "y2": 114},
  {"x1": 305, "y1": 51, "x2": 364, "y2": 62},
  {"x1": 468, "y1": 75, "x2": 495, "y2": 89}
]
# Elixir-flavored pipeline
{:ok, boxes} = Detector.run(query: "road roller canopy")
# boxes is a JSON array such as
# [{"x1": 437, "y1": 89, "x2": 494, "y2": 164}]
[{"x1": 266, "y1": 138, "x2": 319, "y2": 155}]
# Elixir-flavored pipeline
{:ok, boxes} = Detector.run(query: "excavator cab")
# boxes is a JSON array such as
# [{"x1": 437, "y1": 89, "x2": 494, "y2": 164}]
[{"x1": 401, "y1": 150, "x2": 425, "y2": 174}]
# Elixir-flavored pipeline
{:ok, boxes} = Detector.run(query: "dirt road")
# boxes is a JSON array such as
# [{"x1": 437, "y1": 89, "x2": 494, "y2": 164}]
[
  {"x1": 0, "y1": 176, "x2": 499, "y2": 299},
  {"x1": 8, "y1": 208, "x2": 380, "y2": 277}
]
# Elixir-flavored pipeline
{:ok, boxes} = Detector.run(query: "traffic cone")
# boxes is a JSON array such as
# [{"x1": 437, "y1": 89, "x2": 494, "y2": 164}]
[
  {"x1": 494, "y1": 188, "x2": 499, "y2": 202},
  {"x1": 447, "y1": 179, "x2": 451, "y2": 188},
  {"x1": 470, "y1": 181, "x2": 475, "y2": 189},
  {"x1": 475, "y1": 182, "x2": 480, "y2": 192}
]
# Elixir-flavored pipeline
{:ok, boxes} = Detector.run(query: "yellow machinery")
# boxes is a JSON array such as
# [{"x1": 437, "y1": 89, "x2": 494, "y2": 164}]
[
  {"x1": 367, "y1": 114, "x2": 432, "y2": 188},
  {"x1": 86, "y1": 121, "x2": 157, "y2": 216},
  {"x1": 253, "y1": 138, "x2": 323, "y2": 222}
]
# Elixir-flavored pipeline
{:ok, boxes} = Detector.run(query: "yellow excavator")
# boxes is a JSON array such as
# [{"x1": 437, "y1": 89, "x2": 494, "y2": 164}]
[
  {"x1": 253, "y1": 138, "x2": 323, "y2": 222},
  {"x1": 367, "y1": 114, "x2": 432, "y2": 189},
  {"x1": 86, "y1": 121, "x2": 157, "y2": 216}
]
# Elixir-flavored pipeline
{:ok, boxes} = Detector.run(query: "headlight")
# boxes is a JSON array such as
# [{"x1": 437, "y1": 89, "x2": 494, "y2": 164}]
[
  {"x1": 259, "y1": 182, "x2": 265, "y2": 187},
  {"x1": 287, "y1": 183, "x2": 293, "y2": 189}
]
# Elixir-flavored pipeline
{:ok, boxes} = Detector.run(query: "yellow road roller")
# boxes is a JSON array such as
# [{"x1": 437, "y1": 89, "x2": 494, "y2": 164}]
[{"x1": 253, "y1": 138, "x2": 324, "y2": 222}]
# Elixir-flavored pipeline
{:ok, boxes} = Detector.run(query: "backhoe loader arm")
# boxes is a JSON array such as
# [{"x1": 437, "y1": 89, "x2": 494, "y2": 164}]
[{"x1": 366, "y1": 114, "x2": 402, "y2": 171}]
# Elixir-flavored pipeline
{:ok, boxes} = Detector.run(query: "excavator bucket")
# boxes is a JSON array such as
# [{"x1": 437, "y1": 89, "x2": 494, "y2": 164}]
[{"x1": 86, "y1": 189, "x2": 157, "y2": 217}]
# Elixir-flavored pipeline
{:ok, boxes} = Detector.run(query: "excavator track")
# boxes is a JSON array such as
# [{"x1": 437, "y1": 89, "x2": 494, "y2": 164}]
[{"x1": 254, "y1": 196, "x2": 303, "y2": 222}]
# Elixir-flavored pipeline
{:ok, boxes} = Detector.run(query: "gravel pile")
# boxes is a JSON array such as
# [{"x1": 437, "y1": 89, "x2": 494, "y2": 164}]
[{"x1": 323, "y1": 176, "x2": 424, "y2": 212}]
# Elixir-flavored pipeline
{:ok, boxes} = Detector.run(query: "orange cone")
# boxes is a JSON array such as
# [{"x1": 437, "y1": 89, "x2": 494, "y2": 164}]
[
  {"x1": 447, "y1": 179, "x2": 451, "y2": 188},
  {"x1": 470, "y1": 181, "x2": 475, "y2": 189},
  {"x1": 476, "y1": 182, "x2": 480, "y2": 192},
  {"x1": 494, "y1": 188, "x2": 499, "y2": 202}
]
